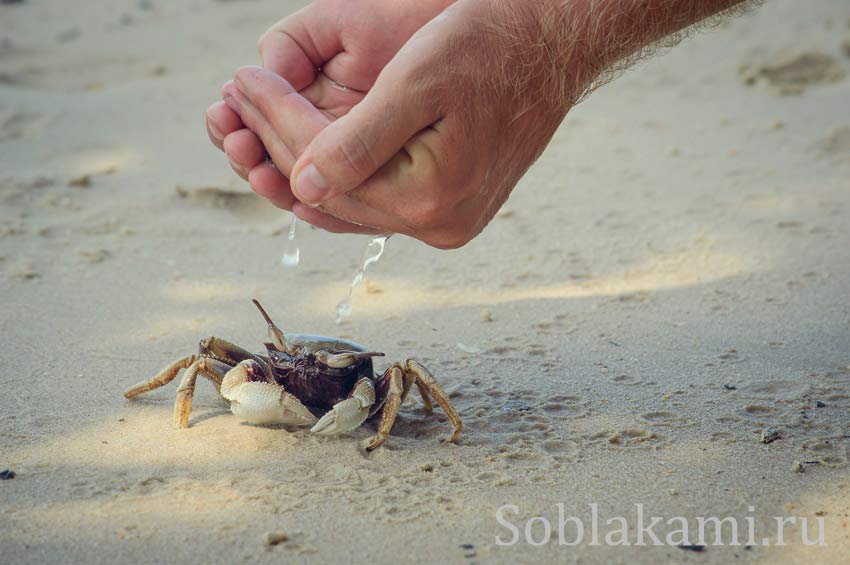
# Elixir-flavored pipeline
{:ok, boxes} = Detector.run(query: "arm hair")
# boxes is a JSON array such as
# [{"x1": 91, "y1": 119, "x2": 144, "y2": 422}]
[{"x1": 496, "y1": 0, "x2": 763, "y2": 106}]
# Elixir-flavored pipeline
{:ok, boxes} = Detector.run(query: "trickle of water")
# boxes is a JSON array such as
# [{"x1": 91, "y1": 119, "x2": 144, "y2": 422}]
[
  {"x1": 335, "y1": 235, "x2": 390, "y2": 324},
  {"x1": 281, "y1": 215, "x2": 300, "y2": 268}
]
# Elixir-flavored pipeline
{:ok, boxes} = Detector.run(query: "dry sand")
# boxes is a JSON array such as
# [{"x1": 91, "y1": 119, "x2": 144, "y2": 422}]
[{"x1": 1, "y1": 0, "x2": 849, "y2": 563}]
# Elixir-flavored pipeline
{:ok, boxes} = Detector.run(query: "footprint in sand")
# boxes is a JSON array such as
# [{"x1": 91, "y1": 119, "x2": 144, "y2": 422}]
[
  {"x1": 639, "y1": 410, "x2": 686, "y2": 427},
  {"x1": 541, "y1": 395, "x2": 591, "y2": 419},
  {"x1": 739, "y1": 51, "x2": 846, "y2": 95},
  {"x1": 174, "y1": 185, "x2": 278, "y2": 222},
  {"x1": 0, "y1": 107, "x2": 46, "y2": 141},
  {"x1": 812, "y1": 126, "x2": 850, "y2": 164},
  {"x1": 589, "y1": 428, "x2": 665, "y2": 448},
  {"x1": 610, "y1": 374, "x2": 643, "y2": 386},
  {"x1": 741, "y1": 404, "x2": 777, "y2": 417},
  {"x1": 742, "y1": 380, "x2": 810, "y2": 402},
  {"x1": 531, "y1": 313, "x2": 579, "y2": 335},
  {"x1": 800, "y1": 439, "x2": 848, "y2": 468},
  {"x1": 6, "y1": 257, "x2": 39, "y2": 280},
  {"x1": 537, "y1": 438, "x2": 581, "y2": 461},
  {"x1": 496, "y1": 444, "x2": 544, "y2": 466},
  {"x1": 709, "y1": 431, "x2": 738, "y2": 443},
  {"x1": 475, "y1": 470, "x2": 515, "y2": 486}
]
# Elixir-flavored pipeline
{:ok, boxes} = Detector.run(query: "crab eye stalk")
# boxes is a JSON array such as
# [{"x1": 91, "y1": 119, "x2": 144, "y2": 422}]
[
  {"x1": 252, "y1": 299, "x2": 296, "y2": 355},
  {"x1": 315, "y1": 350, "x2": 385, "y2": 368}
]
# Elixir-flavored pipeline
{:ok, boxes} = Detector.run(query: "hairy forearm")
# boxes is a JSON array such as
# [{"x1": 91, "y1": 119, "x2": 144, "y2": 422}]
[{"x1": 531, "y1": 0, "x2": 758, "y2": 102}]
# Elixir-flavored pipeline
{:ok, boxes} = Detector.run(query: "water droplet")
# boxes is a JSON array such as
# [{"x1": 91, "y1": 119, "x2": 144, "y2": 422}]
[{"x1": 281, "y1": 215, "x2": 300, "y2": 268}]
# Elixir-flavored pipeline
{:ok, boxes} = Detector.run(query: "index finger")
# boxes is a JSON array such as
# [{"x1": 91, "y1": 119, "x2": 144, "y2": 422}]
[{"x1": 258, "y1": 8, "x2": 340, "y2": 90}]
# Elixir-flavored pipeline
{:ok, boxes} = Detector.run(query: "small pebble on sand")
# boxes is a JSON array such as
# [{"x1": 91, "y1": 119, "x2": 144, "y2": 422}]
[
  {"x1": 761, "y1": 427, "x2": 781, "y2": 444},
  {"x1": 365, "y1": 279, "x2": 382, "y2": 294}
]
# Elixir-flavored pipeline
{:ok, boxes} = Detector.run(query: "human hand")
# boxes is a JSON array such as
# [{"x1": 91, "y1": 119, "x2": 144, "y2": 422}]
[
  {"x1": 205, "y1": 0, "x2": 451, "y2": 228},
  {"x1": 223, "y1": 0, "x2": 581, "y2": 247}
]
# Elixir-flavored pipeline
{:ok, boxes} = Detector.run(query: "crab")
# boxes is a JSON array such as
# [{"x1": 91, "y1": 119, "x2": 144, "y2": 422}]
[{"x1": 123, "y1": 300, "x2": 461, "y2": 450}]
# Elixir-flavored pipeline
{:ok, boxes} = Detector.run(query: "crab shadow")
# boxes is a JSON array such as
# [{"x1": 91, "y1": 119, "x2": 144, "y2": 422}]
[{"x1": 188, "y1": 407, "x2": 232, "y2": 426}]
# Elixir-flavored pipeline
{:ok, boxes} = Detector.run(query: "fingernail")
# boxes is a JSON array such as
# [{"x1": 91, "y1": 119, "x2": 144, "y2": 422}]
[
  {"x1": 294, "y1": 164, "x2": 329, "y2": 205},
  {"x1": 223, "y1": 94, "x2": 239, "y2": 114},
  {"x1": 208, "y1": 121, "x2": 223, "y2": 140},
  {"x1": 229, "y1": 158, "x2": 247, "y2": 176}
]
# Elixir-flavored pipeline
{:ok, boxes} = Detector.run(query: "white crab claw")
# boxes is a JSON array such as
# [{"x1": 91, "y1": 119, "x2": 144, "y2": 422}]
[
  {"x1": 228, "y1": 381, "x2": 317, "y2": 426},
  {"x1": 311, "y1": 397, "x2": 371, "y2": 435},
  {"x1": 311, "y1": 380, "x2": 375, "y2": 435}
]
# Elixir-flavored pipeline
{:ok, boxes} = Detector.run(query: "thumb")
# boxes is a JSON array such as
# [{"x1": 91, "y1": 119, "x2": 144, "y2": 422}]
[{"x1": 290, "y1": 71, "x2": 438, "y2": 206}]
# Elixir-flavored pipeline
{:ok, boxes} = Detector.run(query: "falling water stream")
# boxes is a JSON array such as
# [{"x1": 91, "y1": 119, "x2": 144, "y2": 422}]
[
  {"x1": 281, "y1": 214, "x2": 389, "y2": 324},
  {"x1": 334, "y1": 235, "x2": 389, "y2": 325}
]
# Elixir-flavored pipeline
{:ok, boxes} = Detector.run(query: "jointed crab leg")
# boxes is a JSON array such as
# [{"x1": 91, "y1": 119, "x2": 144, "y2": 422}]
[
  {"x1": 405, "y1": 360, "x2": 462, "y2": 443},
  {"x1": 364, "y1": 365, "x2": 410, "y2": 451},
  {"x1": 124, "y1": 355, "x2": 198, "y2": 399},
  {"x1": 414, "y1": 379, "x2": 434, "y2": 413},
  {"x1": 174, "y1": 358, "x2": 234, "y2": 428},
  {"x1": 124, "y1": 336, "x2": 265, "y2": 401},
  {"x1": 199, "y1": 337, "x2": 263, "y2": 368}
]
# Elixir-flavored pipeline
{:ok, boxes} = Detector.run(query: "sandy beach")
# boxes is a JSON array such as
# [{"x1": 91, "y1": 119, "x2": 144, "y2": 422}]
[{"x1": 1, "y1": 0, "x2": 849, "y2": 563}]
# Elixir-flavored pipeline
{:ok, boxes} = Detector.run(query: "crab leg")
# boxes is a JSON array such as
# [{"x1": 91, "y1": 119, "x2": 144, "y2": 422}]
[
  {"x1": 404, "y1": 359, "x2": 462, "y2": 444},
  {"x1": 174, "y1": 358, "x2": 235, "y2": 428},
  {"x1": 414, "y1": 379, "x2": 434, "y2": 413},
  {"x1": 125, "y1": 335, "x2": 266, "y2": 401},
  {"x1": 364, "y1": 365, "x2": 409, "y2": 451},
  {"x1": 124, "y1": 355, "x2": 198, "y2": 399},
  {"x1": 311, "y1": 378, "x2": 376, "y2": 435},
  {"x1": 199, "y1": 337, "x2": 257, "y2": 365}
]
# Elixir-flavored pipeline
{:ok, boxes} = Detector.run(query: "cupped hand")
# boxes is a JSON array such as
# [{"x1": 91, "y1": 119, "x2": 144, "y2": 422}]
[
  {"x1": 225, "y1": 0, "x2": 585, "y2": 247},
  {"x1": 206, "y1": 0, "x2": 452, "y2": 232}
]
